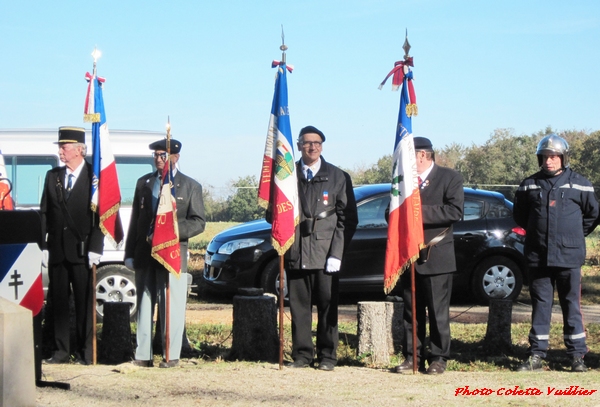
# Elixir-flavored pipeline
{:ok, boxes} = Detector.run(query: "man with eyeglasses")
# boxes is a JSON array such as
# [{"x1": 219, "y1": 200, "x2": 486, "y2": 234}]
[
  {"x1": 125, "y1": 138, "x2": 205, "y2": 368},
  {"x1": 283, "y1": 125, "x2": 358, "y2": 371}
]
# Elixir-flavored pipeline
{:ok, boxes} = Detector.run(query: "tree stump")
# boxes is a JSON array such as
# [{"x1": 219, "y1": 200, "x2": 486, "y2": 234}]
[
  {"x1": 386, "y1": 301, "x2": 404, "y2": 355},
  {"x1": 357, "y1": 301, "x2": 404, "y2": 366},
  {"x1": 230, "y1": 294, "x2": 278, "y2": 362},
  {"x1": 100, "y1": 302, "x2": 133, "y2": 364},
  {"x1": 484, "y1": 299, "x2": 513, "y2": 354}
]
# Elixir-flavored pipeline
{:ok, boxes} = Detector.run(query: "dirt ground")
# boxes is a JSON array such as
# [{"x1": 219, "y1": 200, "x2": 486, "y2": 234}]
[{"x1": 34, "y1": 302, "x2": 600, "y2": 406}]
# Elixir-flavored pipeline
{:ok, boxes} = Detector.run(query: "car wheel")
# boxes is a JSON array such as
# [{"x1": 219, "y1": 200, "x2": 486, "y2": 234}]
[
  {"x1": 95, "y1": 264, "x2": 137, "y2": 322},
  {"x1": 471, "y1": 256, "x2": 523, "y2": 304},
  {"x1": 260, "y1": 258, "x2": 289, "y2": 302}
]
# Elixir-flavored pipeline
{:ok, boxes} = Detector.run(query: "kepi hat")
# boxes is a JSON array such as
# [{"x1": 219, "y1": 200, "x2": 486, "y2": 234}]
[{"x1": 56, "y1": 127, "x2": 86, "y2": 144}]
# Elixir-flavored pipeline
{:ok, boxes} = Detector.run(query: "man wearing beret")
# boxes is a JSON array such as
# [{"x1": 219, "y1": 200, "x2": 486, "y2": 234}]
[
  {"x1": 40, "y1": 126, "x2": 104, "y2": 365},
  {"x1": 125, "y1": 138, "x2": 205, "y2": 368},
  {"x1": 283, "y1": 125, "x2": 358, "y2": 371},
  {"x1": 395, "y1": 136, "x2": 464, "y2": 375}
]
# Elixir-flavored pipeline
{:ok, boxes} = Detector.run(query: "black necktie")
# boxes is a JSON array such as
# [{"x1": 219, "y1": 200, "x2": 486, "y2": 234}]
[{"x1": 66, "y1": 174, "x2": 74, "y2": 199}]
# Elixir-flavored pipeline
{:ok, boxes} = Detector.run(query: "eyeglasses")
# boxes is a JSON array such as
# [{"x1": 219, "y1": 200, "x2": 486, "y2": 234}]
[
  {"x1": 153, "y1": 152, "x2": 168, "y2": 160},
  {"x1": 301, "y1": 141, "x2": 322, "y2": 148}
]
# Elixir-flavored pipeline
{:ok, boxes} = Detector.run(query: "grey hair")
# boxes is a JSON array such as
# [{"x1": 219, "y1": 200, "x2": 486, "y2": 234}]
[{"x1": 75, "y1": 143, "x2": 88, "y2": 157}]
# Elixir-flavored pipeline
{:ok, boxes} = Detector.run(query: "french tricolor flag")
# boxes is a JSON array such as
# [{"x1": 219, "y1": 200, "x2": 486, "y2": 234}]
[
  {"x1": 381, "y1": 62, "x2": 424, "y2": 293},
  {"x1": 85, "y1": 72, "x2": 124, "y2": 249},
  {"x1": 257, "y1": 59, "x2": 299, "y2": 255}
]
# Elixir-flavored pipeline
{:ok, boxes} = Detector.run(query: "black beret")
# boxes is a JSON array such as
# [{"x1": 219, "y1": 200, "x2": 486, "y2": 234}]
[
  {"x1": 298, "y1": 125, "x2": 326, "y2": 142},
  {"x1": 56, "y1": 126, "x2": 85, "y2": 144},
  {"x1": 149, "y1": 138, "x2": 182, "y2": 154},
  {"x1": 413, "y1": 137, "x2": 433, "y2": 150}
]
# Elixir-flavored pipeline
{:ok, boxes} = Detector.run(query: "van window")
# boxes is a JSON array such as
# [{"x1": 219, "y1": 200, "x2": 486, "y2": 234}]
[
  {"x1": 3, "y1": 155, "x2": 57, "y2": 206},
  {"x1": 115, "y1": 156, "x2": 154, "y2": 205}
]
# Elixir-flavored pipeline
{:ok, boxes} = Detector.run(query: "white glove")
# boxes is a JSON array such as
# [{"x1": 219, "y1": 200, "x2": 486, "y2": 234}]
[
  {"x1": 88, "y1": 252, "x2": 102, "y2": 269},
  {"x1": 124, "y1": 258, "x2": 135, "y2": 271},
  {"x1": 325, "y1": 257, "x2": 341, "y2": 273},
  {"x1": 41, "y1": 250, "x2": 49, "y2": 268}
]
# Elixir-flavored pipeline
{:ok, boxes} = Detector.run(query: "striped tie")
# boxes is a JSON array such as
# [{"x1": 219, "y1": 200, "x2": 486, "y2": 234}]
[{"x1": 66, "y1": 174, "x2": 74, "y2": 199}]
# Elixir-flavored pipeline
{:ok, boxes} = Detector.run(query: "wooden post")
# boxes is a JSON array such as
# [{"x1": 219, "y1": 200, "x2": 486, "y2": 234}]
[{"x1": 357, "y1": 301, "x2": 404, "y2": 367}]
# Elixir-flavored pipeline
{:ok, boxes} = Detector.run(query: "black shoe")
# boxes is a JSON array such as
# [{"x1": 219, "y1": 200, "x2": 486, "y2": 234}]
[
  {"x1": 43, "y1": 356, "x2": 69, "y2": 365},
  {"x1": 426, "y1": 360, "x2": 446, "y2": 375},
  {"x1": 318, "y1": 362, "x2": 335, "y2": 371},
  {"x1": 394, "y1": 358, "x2": 418, "y2": 373},
  {"x1": 516, "y1": 355, "x2": 543, "y2": 372},
  {"x1": 131, "y1": 359, "x2": 153, "y2": 368},
  {"x1": 74, "y1": 358, "x2": 90, "y2": 366},
  {"x1": 572, "y1": 357, "x2": 587, "y2": 372},
  {"x1": 158, "y1": 359, "x2": 179, "y2": 368},
  {"x1": 286, "y1": 360, "x2": 310, "y2": 368}
]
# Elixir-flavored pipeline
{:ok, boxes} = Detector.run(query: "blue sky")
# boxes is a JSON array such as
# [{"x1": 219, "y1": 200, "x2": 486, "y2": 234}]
[{"x1": 1, "y1": 1, "x2": 599, "y2": 196}]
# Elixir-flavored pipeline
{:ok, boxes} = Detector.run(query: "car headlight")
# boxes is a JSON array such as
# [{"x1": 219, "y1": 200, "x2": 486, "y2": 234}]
[{"x1": 217, "y1": 238, "x2": 265, "y2": 255}]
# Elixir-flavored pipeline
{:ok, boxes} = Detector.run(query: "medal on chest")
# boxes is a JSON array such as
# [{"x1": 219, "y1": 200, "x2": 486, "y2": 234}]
[{"x1": 323, "y1": 191, "x2": 329, "y2": 206}]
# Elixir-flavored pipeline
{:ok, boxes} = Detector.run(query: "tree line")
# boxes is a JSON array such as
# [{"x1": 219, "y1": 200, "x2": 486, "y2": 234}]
[{"x1": 202, "y1": 127, "x2": 600, "y2": 222}]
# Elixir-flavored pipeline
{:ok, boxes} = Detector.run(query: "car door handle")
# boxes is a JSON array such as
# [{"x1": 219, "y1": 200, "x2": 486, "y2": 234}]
[{"x1": 461, "y1": 233, "x2": 476, "y2": 242}]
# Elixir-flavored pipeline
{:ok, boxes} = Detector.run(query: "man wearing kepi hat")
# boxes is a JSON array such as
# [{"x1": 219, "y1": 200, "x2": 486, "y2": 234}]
[
  {"x1": 394, "y1": 136, "x2": 464, "y2": 375},
  {"x1": 280, "y1": 125, "x2": 358, "y2": 371},
  {"x1": 40, "y1": 126, "x2": 104, "y2": 365},
  {"x1": 125, "y1": 137, "x2": 205, "y2": 368}
]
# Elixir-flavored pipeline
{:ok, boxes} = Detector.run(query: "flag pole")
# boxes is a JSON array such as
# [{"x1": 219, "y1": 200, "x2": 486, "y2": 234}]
[
  {"x1": 402, "y1": 33, "x2": 419, "y2": 375},
  {"x1": 90, "y1": 48, "x2": 100, "y2": 366},
  {"x1": 165, "y1": 117, "x2": 172, "y2": 363},
  {"x1": 278, "y1": 29, "x2": 288, "y2": 371}
]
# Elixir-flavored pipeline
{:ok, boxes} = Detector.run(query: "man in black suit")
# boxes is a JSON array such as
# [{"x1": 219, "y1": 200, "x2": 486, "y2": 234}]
[
  {"x1": 395, "y1": 136, "x2": 464, "y2": 375},
  {"x1": 284, "y1": 126, "x2": 358, "y2": 372},
  {"x1": 125, "y1": 138, "x2": 205, "y2": 368},
  {"x1": 40, "y1": 127, "x2": 104, "y2": 365}
]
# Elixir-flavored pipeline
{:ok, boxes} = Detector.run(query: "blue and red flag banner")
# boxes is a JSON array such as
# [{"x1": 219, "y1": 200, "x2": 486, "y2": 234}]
[
  {"x1": 0, "y1": 151, "x2": 14, "y2": 210},
  {"x1": 0, "y1": 243, "x2": 44, "y2": 315},
  {"x1": 380, "y1": 61, "x2": 424, "y2": 294},
  {"x1": 84, "y1": 72, "x2": 124, "y2": 248},
  {"x1": 257, "y1": 59, "x2": 299, "y2": 255},
  {"x1": 151, "y1": 157, "x2": 181, "y2": 276}
]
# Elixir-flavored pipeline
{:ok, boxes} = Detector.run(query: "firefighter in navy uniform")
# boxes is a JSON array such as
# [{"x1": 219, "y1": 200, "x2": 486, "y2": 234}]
[{"x1": 513, "y1": 134, "x2": 599, "y2": 372}]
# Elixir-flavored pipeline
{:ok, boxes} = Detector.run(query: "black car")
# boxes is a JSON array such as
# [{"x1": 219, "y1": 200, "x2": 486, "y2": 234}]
[{"x1": 203, "y1": 184, "x2": 527, "y2": 304}]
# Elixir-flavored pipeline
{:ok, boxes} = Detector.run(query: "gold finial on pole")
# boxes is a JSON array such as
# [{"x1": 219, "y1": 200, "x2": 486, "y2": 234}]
[{"x1": 165, "y1": 116, "x2": 172, "y2": 155}]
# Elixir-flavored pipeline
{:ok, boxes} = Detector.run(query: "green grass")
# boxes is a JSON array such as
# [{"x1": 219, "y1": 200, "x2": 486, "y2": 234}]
[
  {"x1": 180, "y1": 319, "x2": 600, "y2": 372},
  {"x1": 180, "y1": 222, "x2": 600, "y2": 370}
]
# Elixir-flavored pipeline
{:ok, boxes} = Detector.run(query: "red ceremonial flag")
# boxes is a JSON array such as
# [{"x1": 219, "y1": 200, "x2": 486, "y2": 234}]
[
  {"x1": 257, "y1": 58, "x2": 299, "y2": 255},
  {"x1": 151, "y1": 156, "x2": 181, "y2": 276},
  {"x1": 380, "y1": 53, "x2": 424, "y2": 294}
]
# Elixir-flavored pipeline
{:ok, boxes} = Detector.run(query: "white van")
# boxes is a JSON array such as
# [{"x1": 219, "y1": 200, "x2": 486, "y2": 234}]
[{"x1": 0, "y1": 128, "x2": 182, "y2": 320}]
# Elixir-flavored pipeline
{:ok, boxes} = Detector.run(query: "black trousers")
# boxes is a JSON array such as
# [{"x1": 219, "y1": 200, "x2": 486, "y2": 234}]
[
  {"x1": 401, "y1": 271, "x2": 453, "y2": 363},
  {"x1": 288, "y1": 269, "x2": 339, "y2": 365},
  {"x1": 48, "y1": 260, "x2": 93, "y2": 362}
]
